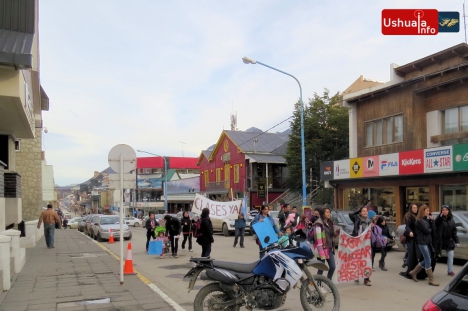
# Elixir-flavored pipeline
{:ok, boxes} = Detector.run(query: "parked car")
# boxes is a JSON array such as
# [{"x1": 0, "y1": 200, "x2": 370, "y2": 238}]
[
  {"x1": 87, "y1": 215, "x2": 101, "y2": 238},
  {"x1": 67, "y1": 217, "x2": 81, "y2": 229},
  {"x1": 78, "y1": 216, "x2": 88, "y2": 232},
  {"x1": 211, "y1": 214, "x2": 253, "y2": 237},
  {"x1": 422, "y1": 261, "x2": 468, "y2": 311},
  {"x1": 176, "y1": 211, "x2": 197, "y2": 220},
  {"x1": 82, "y1": 214, "x2": 98, "y2": 235},
  {"x1": 331, "y1": 211, "x2": 354, "y2": 245},
  {"x1": 395, "y1": 211, "x2": 468, "y2": 260},
  {"x1": 91, "y1": 215, "x2": 132, "y2": 241},
  {"x1": 124, "y1": 217, "x2": 143, "y2": 227}
]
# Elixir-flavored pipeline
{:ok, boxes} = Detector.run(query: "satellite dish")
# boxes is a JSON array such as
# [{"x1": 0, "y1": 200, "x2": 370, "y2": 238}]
[{"x1": 108, "y1": 144, "x2": 137, "y2": 174}]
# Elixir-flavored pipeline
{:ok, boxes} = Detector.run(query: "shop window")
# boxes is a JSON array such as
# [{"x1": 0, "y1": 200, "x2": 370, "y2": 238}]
[
  {"x1": 442, "y1": 185, "x2": 467, "y2": 211},
  {"x1": 365, "y1": 114, "x2": 403, "y2": 147},
  {"x1": 204, "y1": 170, "x2": 209, "y2": 187},
  {"x1": 234, "y1": 164, "x2": 239, "y2": 183},
  {"x1": 216, "y1": 168, "x2": 221, "y2": 184}
]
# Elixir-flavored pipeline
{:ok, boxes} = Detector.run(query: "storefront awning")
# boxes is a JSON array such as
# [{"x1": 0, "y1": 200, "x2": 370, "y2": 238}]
[
  {"x1": 245, "y1": 154, "x2": 286, "y2": 164},
  {"x1": 0, "y1": 29, "x2": 34, "y2": 69}
]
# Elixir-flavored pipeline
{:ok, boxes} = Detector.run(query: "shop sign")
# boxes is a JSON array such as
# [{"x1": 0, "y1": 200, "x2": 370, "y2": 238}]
[
  {"x1": 334, "y1": 159, "x2": 350, "y2": 179},
  {"x1": 320, "y1": 161, "x2": 334, "y2": 181},
  {"x1": 453, "y1": 144, "x2": 468, "y2": 171},
  {"x1": 379, "y1": 153, "x2": 399, "y2": 176},
  {"x1": 350, "y1": 158, "x2": 363, "y2": 178},
  {"x1": 424, "y1": 146, "x2": 452, "y2": 173},
  {"x1": 362, "y1": 156, "x2": 379, "y2": 177},
  {"x1": 399, "y1": 149, "x2": 424, "y2": 175},
  {"x1": 257, "y1": 183, "x2": 265, "y2": 198}
]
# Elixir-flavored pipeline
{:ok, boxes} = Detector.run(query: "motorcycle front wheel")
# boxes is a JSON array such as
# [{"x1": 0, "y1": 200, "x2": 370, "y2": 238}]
[
  {"x1": 194, "y1": 283, "x2": 240, "y2": 311},
  {"x1": 300, "y1": 275, "x2": 340, "y2": 311}
]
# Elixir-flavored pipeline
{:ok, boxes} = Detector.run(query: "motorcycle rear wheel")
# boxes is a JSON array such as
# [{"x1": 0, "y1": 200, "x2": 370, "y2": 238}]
[
  {"x1": 194, "y1": 283, "x2": 240, "y2": 311},
  {"x1": 300, "y1": 275, "x2": 340, "y2": 311}
]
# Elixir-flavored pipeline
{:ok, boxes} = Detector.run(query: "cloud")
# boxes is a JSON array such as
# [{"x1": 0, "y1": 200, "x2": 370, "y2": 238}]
[{"x1": 39, "y1": 0, "x2": 465, "y2": 185}]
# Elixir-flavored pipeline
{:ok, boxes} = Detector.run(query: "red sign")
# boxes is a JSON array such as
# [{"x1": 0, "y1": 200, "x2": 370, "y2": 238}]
[
  {"x1": 382, "y1": 9, "x2": 439, "y2": 35},
  {"x1": 362, "y1": 156, "x2": 379, "y2": 177},
  {"x1": 399, "y1": 149, "x2": 424, "y2": 175}
]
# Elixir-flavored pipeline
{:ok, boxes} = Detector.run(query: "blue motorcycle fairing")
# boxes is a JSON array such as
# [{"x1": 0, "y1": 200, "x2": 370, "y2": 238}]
[
  {"x1": 252, "y1": 255, "x2": 277, "y2": 279},
  {"x1": 280, "y1": 241, "x2": 313, "y2": 260}
]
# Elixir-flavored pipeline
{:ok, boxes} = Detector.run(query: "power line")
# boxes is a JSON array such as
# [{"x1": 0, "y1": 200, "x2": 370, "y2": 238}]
[{"x1": 235, "y1": 116, "x2": 294, "y2": 149}]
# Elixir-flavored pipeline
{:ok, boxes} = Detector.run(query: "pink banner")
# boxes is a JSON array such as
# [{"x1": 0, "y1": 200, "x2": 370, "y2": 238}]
[{"x1": 336, "y1": 228, "x2": 372, "y2": 283}]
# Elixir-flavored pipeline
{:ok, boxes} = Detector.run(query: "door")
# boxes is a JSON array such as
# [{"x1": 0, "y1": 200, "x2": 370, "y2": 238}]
[{"x1": 224, "y1": 163, "x2": 230, "y2": 189}]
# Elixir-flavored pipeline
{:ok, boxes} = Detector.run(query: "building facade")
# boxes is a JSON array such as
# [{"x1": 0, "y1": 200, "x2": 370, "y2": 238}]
[
  {"x1": 198, "y1": 130, "x2": 290, "y2": 210},
  {"x1": 0, "y1": 0, "x2": 50, "y2": 227},
  {"x1": 321, "y1": 43, "x2": 468, "y2": 226}
]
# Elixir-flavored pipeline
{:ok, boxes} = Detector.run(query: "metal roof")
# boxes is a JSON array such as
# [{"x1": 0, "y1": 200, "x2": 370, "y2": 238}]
[
  {"x1": 245, "y1": 154, "x2": 286, "y2": 164},
  {"x1": 224, "y1": 130, "x2": 289, "y2": 155},
  {"x1": 0, "y1": 28, "x2": 33, "y2": 68},
  {"x1": 0, "y1": 0, "x2": 35, "y2": 33}
]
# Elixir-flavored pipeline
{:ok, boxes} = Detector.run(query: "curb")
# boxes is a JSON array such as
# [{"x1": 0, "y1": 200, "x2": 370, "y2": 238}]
[{"x1": 92, "y1": 238, "x2": 186, "y2": 311}]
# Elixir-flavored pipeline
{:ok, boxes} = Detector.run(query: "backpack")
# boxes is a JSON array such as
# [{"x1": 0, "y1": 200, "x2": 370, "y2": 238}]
[{"x1": 194, "y1": 219, "x2": 202, "y2": 238}]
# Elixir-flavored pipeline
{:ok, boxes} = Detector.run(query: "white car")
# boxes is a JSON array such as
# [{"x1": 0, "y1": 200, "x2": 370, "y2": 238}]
[
  {"x1": 67, "y1": 217, "x2": 82, "y2": 229},
  {"x1": 124, "y1": 217, "x2": 143, "y2": 227}
]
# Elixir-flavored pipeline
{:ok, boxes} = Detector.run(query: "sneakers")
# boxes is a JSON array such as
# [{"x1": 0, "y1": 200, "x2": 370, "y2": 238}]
[
  {"x1": 175, "y1": 253, "x2": 178, "y2": 258},
  {"x1": 240, "y1": 245, "x2": 245, "y2": 248},
  {"x1": 364, "y1": 279, "x2": 372, "y2": 286},
  {"x1": 160, "y1": 255, "x2": 163, "y2": 259},
  {"x1": 354, "y1": 279, "x2": 359, "y2": 285},
  {"x1": 189, "y1": 249, "x2": 193, "y2": 252},
  {"x1": 448, "y1": 271, "x2": 455, "y2": 276}
]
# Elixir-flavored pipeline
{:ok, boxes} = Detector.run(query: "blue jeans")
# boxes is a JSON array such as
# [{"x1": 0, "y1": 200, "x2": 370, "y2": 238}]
[
  {"x1": 317, "y1": 251, "x2": 336, "y2": 280},
  {"x1": 234, "y1": 228, "x2": 245, "y2": 246},
  {"x1": 447, "y1": 249, "x2": 454, "y2": 273},
  {"x1": 418, "y1": 244, "x2": 432, "y2": 269},
  {"x1": 44, "y1": 223, "x2": 56, "y2": 248}
]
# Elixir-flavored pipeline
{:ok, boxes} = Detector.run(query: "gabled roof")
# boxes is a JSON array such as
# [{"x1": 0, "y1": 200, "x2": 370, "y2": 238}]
[
  {"x1": 225, "y1": 130, "x2": 289, "y2": 154},
  {"x1": 197, "y1": 150, "x2": 212, "y2": 166},
  {"x1": 208, "y1": 130, "x2": 290, "y2": 161}
]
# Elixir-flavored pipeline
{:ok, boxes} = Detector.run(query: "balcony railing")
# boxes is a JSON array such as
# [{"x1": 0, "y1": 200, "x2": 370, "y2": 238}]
[
  {"x1": 248, "y1": 177, "x2": 288, "y2": 190},
  {"x1": 206, "y1": 180, "x2": 235, "y2": 191}
]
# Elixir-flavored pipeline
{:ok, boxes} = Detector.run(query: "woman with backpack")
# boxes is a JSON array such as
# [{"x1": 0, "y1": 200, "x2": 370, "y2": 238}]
[
  {"x1": 372, "y1": 216, "x2": 389, "y2": 271},
  {"x1": 196, "y1": 208, "x2": 214, "y2": 258},
  {"x1": 181, "y1": 211, "x2": 194, "y2": 252},
  {"x1": 312, "y1": 207, "x2": 339, "y2": 280}
]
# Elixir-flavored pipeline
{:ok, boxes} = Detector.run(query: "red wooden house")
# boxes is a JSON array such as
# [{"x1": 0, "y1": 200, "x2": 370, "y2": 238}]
[{"x1": 198, "y1": 130, "x2": 290, "y2": 210}]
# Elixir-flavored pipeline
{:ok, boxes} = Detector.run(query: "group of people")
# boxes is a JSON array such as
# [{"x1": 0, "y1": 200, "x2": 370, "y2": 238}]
[
  {"x1": 400, "y1": 204, "x2": 460, "y2": 286},
  {"x1": 145, "y1": 208, "x2": 215, "y2": 258}
]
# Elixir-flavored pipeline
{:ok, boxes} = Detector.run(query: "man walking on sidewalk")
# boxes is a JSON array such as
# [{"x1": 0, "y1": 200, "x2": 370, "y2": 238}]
[{"x1": 37, "y1": 204, "x2": 61, "y2": 248}]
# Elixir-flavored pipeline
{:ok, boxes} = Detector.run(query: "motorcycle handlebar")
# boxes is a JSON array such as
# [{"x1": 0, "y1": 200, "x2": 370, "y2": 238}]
[{"x1": 259, "y1": 243, "x2": 279, "y2": 253}]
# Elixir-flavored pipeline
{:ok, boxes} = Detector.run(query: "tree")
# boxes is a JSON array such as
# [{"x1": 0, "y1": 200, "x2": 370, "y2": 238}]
[{"x1": 285, "y1": 89, "x2": 349, "y2": 195}]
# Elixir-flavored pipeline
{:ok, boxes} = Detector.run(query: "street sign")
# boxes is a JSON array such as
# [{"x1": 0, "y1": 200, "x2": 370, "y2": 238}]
[
  {"x1": 109, "y1": 174, "x2": 136, "y2": 189},
  {"x1": 108, "y1": 144, "x2": 136, "y2": 174}
]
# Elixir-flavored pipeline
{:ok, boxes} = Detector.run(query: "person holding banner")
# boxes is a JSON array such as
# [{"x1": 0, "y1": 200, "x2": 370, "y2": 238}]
[
  {"x1": 196, "y1": 208, "x2": 214, "y2": 258},
  {"x1": 349, "y1": 207, "x2": 373, "y2": 286},
  {"x1": 252, "y1": 205, "x2": 282, "y2": 259},
  {"x1": 313, "y1": 207, "x2": 339, "y2": 280}
]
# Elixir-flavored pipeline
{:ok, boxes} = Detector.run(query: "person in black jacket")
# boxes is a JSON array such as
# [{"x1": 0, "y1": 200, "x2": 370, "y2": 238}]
[
  {"x1": 164, "y1": 215, "x2": 181, "y2": 258},
  {"x1": 278, "y1": 204, "x2": 290, "y2": 231},
  {"x1": 181, "y1": 211, "x2": 195, "y2": 252},
  {"x1": 196, "y1": 208, "x2": 214, "y2": 258},
  {"x1": 435, "y1": 205, "x2": 460, "y2": 276},
  {"x1": 409, "y1": 205, "x2": 439, "y2": 286},
  {"x1": 145, "y1": 212, "x2": 159, "y2": 252},
  {"x1": 402, "y1": 204, "x2": 418, "y2": 269},
  {"x1": 376, "y1": 216, "x2": 394, "y2": 271}
]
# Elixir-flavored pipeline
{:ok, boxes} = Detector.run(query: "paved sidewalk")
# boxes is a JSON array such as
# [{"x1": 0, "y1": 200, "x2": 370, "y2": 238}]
[{"x1": 0, "y1": 229, "x2": 175, "y2": 311}]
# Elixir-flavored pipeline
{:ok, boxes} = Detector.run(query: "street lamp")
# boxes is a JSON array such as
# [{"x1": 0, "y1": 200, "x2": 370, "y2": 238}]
[
  {"x1": 136, "y1": 150, "x2": 168, "y2": 213},
  {"x1": 242, "y1": 56, "x2": 307, "y2": 207}
]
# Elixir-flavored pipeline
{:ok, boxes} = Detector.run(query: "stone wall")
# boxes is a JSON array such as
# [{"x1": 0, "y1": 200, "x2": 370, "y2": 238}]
[{"x1": 15, "y1": 128, "x2": 43, "y2": 221}]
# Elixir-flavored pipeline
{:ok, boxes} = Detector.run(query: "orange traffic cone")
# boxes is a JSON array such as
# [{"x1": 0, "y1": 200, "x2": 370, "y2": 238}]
[
  {"x1": 108, "y1": 229, "x2": 114, "y2": 244},
  {"x1": 124, "y1": 242, "x2": 136, "y2": 275}
]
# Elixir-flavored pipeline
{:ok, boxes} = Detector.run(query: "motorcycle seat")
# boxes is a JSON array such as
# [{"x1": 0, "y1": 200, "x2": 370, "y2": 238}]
[{"x1": 212, "y1": 260, "x2": 260, "y2": 273}]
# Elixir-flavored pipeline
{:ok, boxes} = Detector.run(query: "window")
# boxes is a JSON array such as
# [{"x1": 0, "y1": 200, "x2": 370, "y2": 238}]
[
  {"x1": 15, "y1": 140, "x2": 20, "y2": 151},
  {"x1": 443, "y1": 105, "x2": 468, "y2": 145},
  {"x1": 365, "y1": 114, "x2": 403, "y2": 147},
  {"x1": 204, "y1": 170, "x2": 209, "y2": 187},
  {"x1": 234, "y1": 165, "x2": 240, "y2": 183},
  {"x1": 216, "y1": 168, "x2": 221, "y2": 184}
]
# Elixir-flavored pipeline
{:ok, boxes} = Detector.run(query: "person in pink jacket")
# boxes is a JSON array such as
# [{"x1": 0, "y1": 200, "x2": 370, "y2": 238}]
[{"x1": 313, "y1": 207, "x2": 339, "y2": 280}]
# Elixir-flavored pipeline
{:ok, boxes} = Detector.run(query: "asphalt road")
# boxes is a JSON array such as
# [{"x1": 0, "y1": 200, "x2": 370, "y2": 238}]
[{"x1": 96, "y1": 225, "x2": 465, "y2": 311}]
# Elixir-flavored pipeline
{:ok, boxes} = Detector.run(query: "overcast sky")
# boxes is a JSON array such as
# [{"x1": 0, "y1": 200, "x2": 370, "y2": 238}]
[{"x1": 39, "y1": 0, "x2": 466, "y2": 186}]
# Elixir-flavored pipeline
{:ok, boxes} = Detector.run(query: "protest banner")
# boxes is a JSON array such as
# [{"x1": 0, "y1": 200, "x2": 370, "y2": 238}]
[
  {"x1": 191, "y1": 194, "x2": 242, "y2": 220},
  {"x1": 336, "y1": 228, "x2": 372, "y2": 283}
]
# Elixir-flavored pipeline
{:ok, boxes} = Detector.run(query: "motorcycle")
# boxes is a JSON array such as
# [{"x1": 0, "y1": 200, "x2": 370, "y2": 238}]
[{"x1": 184, "y1": 237, "x2": 340, "y2": 311}]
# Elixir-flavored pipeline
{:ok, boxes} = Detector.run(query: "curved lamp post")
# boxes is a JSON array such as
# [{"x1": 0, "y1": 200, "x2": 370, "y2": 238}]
[
  {"x1": 242, "y1": 57, "x2": 307, "y2": 207},
  {"x1": 136, "y1": 150, "x2": 168, "y2": 212}
]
